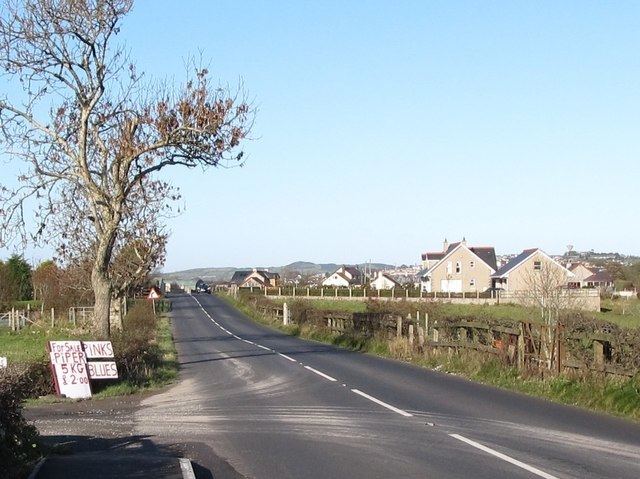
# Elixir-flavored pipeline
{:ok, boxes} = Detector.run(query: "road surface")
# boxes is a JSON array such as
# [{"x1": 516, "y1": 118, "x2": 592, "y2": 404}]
[{"x1": 135, "y1": 293, "x2": 640, "y2": 478}]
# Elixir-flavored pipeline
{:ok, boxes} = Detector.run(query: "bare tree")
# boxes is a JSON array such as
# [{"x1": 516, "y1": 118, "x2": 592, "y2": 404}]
[
  {"x1": 520, "y1": 261, "x2": 579, "y2": 370},
  {"x1": 0, "y1": 0, "x2": 252, "y2": 336}
]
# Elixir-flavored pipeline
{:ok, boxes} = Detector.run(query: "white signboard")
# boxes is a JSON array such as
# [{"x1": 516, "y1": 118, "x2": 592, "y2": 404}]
[
  {"x1": 83, "y1": 341, "x2": 114, "y2": 359},
  {"x1": 0, "y1": 357, "x2": 7, "y2": 368},
  {"x1": 48, "y1": 341, "x2": 92, "y2": 399},
  {"x1": 87, "y1": 361, "x2": 119, "y2": 379}
]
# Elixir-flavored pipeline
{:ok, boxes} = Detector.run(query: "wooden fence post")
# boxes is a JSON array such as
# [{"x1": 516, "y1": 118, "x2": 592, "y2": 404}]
[
  {"x1": 396, "y1": 316, "x2": 402, "y2": 338},
  {"x1": 335, "y1": 287, "x2": 338, "y2": 298},
  {"x1": 349, "y1": 288, "x2": 352, "y2": 298},
  {"x1": 425, "y1": 313, "x2": 429, "y2": 337},
  {"x1": 406, "y1": 288, "x2": 409, "y2": 299},
  {"x1": 283, "y1": 302, "x2": 290, "y2": 326},
  {"x1": 307, "y1": 287, "x2": 310, "y2": 297},
  {"x1": 593, "y1": 340, "x2": 604, "y2": 368},
  {"x1": 417, "y1": 325, "x2": 425, "y2": 347},
  {"x1": 517, "y1": 322, "x2": 525, "y2": 370},
  {"x1": 409, "y1": 324, "x2": 414, "y2": 346},
  {"x1": 51, "y1": 308, "x2": 55, "y2": 327}
]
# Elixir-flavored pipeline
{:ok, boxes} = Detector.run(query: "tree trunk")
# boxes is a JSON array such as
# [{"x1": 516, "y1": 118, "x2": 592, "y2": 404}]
[{"x1": 92, "y1": 265, "x2": 112, "y2": 338}]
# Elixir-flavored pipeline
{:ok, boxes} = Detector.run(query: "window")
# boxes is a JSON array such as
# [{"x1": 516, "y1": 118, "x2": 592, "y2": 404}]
[
  {"x1": 455, "y1": 261, "x2": 461, "y2": 273},
  {"x1": 534, "y1": 261, "x2": 541, "y2": 271},
  {"x1": 446, "y1": 261, "x2": 452, "y2": 274},
  {"x1": 470, "y1": 278, "x2": 476, "y2": 286},
  {"x1": 470, "y1": 261, "x2": 475, "y2": 268}
]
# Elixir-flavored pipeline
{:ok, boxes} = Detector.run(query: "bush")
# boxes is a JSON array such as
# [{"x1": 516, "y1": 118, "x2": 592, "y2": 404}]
[
  {"x1": 104, "y1": 300, "x2": 172, "y2": 390},
  {"x1": 0, "y1": 365, "x2": 44, "y2": 479}
]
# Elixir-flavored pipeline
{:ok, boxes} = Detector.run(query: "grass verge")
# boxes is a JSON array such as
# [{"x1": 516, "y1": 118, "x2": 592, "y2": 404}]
[{"x1": 220, "y1": 293, "x2": 640, "y2": 421}]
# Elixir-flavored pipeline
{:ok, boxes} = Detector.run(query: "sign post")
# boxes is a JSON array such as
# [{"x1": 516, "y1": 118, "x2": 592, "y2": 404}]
[{"x1": 148, "y1": 287, "x2": 161, "y2": 315}]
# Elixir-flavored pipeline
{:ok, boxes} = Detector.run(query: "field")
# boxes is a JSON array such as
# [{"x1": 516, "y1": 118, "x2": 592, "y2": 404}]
[
  {"x1": 0, "y1": 326, "x2": 89, "y2": 363},
  {"x1": 265, "y1": 295, "x2": 640, "y2": 328}
]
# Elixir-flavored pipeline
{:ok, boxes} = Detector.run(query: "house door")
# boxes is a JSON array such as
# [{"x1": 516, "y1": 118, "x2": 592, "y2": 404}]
[{"x1": 440, "y1": 279, "x2": 462, "y2": 292}]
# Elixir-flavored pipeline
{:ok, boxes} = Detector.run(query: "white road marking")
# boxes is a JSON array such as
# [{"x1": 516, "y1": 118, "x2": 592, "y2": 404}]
[
  {"x1": 179, "y1": 458, "x2": 196, "y2": 479},
  {"x1": 304, "y1": 365, "x2": 338, "y2": 382},
  {"x1": 257, "y1": 344, "x2": 272, "y2": 351},
  {"x1": 350, "y1": 389, "x2": 413, "y2": 417},
  {"x1": 449, "y1": 434, "x2": 559, "y2": 479},
  {"x1": 278, "y1": 353, "x2": 297, "y2": 362}
]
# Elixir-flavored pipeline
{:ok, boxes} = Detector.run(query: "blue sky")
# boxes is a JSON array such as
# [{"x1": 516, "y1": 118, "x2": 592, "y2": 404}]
[{"x1": 2, "y1": 1, "x2": 639, "y2": 270}]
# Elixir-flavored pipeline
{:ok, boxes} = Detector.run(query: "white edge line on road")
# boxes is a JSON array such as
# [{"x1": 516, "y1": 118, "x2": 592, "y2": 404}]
[
  {"x1": 257, "y1": 344, "x2": 272, "y2": 351},
  {"x1": 449, "y1": 434, "x2": 559, "y2": 479},
  {"x1": 350, "y1": 389, "x2": 413, "y2": 417},
  {"x1": 278, "y1": 353, "x2": 297, "y2": 362},
  {"x1": 179, "y1": 458, "x2": 196, "y2": 479},
  {"x1": 304, "y1": 365, "x2": 337, "y2": 381}
]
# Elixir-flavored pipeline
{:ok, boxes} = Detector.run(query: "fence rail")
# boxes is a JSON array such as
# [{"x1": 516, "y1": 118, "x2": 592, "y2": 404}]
[{"x1": 247, "y1": 297, "x2": 634, "y2": 378}]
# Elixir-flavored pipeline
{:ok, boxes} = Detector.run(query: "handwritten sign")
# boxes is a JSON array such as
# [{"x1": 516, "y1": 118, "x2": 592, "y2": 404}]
[
  {"x1": 83, "y1": 341, "x2": 114, "y2": 359},
  {"x1": 88, "y1": 361, "x2": 119, "y2": 379},
  {"x1": 0, "y1": 357, "x2": 7, "y2": 368},
  {"x1": 48, "y1": 341, "x2": 91, "y2": 399}
]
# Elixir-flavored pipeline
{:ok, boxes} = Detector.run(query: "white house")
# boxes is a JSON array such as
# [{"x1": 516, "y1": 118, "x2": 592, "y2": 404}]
[
  {"x1": 370, "y1": 271, "x2": 401, "y2": 290},
  {"x1": 322, "y1": 265, "x2": 364, "y2": 288}
]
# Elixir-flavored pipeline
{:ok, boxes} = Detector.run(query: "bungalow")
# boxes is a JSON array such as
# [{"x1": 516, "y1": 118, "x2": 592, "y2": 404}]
[
  {"x1": 584, "y1": 269, "x2": 615, "y2": 291},
  {"x1": 420, "y1": 239, "x2": 497, "y2": 293},
  {"x1": 370, "y1": 271, "x2": 401, "y2": 290},
  {"x1": 491, "y1": 248, "x2": 573, "y2": 292},
  {"x1": 322, "y1": 265, "x2": 364, "y2": 288},
  {"x1": 568, "y1": 263, "x2": 614, "y2": 291},
  {"x1": 567, "y1": 263, "x2": 596, "y2": 289},
  {"x1": 230, "y1": 269, "x2": 280, "y2": 289}
]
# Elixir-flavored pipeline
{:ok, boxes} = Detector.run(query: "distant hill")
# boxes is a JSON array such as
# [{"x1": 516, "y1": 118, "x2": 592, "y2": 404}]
[{"x1": 159, "y1": 261, "x2": 395, "y2": 283}]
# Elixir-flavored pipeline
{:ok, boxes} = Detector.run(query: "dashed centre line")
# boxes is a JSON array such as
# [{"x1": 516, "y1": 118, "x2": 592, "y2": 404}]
[
  {"x1": 449, "y1": 434, "x2": 559, "y2": 479},
  {"x1": 190, "y1": 295, "x2": 560, "y2": 479},
  {"x1": 303, "y1": 365, "x2": 337, "y2": 382},
  {"x1": 350, "y1": 388, "x2": 413, "y2": 417}
]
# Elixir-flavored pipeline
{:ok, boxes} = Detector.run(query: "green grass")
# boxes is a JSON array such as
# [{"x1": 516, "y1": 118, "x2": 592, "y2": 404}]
[
  {"x1": 268, "y1": 295, "x2": 640, "y2": 329},
  {"x1": 2, "y1": 313, "x2": 179, "y2": 400},
  {"x1": 596, "y1": 298, "x2": 640, "y2": 328},
  {"x1": 222, "y1": 293, "x2": 640, "y2": 420},
  {"x1": 0, "y1": 325, "x2": 90, "y2": 363},
  {"x1": 93, "y1": 315, "x2": 178, "y2": 398}
]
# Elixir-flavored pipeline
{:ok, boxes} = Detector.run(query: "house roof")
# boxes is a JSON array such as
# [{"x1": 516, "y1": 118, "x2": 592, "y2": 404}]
[
  {"x1": 425, "y1": 242, "x2": 498, "y2": 276},
  {"x1": 230, "y1": 271, "x2": 251, "y2": 284},
  {"x1": 469, "y1": 247, "x2": 498, "y2": 271},
  {"x1": 492, "y1": 249, "x2": 538, "y2": 278},
  {"x1": 421, "y1": 251, "x2": 446, "y2": 261},
  {"x1": 242, "y1": 276, "x2": 266, "y2": 286},
  {"x1": 585, "y1": 270, "x2": 614, "y2": 283},
  {"x1": 569, "y1": 263, "x2": 594, "y2": 273},
  {"x1": 374, "y1": 272, "x2": 401, "y2": 286},
  {"x1": 343, "y1": 265, "x2": 362, "y2": 278}
]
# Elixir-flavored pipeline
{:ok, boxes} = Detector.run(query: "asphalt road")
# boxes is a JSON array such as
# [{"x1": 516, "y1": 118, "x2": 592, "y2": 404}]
[{"x1": 137, "y1": 293, "x2": 640, "y2": 478}]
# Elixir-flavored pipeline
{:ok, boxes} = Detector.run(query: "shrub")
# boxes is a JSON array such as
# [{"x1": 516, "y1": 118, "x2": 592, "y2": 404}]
[
  {"x1": 0, "y1": 365, "x2": 44, "y2": 479},
  {"x1": 103, "y1": 300, "x2": 171, "y2": 389}
]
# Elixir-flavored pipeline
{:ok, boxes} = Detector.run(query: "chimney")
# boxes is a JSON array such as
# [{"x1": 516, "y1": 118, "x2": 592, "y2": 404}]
[
  {"x1": 252, "y1": 268, "x2": 257, "y2": 273},
  {"x1": 462, "y1": 236, "x2": 467, "y2": 245},
  {"x1": 443, "y1": 238, "x2": 449, "y2": 252}
]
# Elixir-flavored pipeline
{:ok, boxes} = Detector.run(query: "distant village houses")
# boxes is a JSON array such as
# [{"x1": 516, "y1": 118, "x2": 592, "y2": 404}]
[
  {"x1": 230, "y1": 269, "x2": 280, "y2": 289},
  {"x1": 370, "y1": 271, "x2": 401, "y2": 290},
  {"x1": 322, "y1": 265, "x2": 364, "y2": 288}
]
